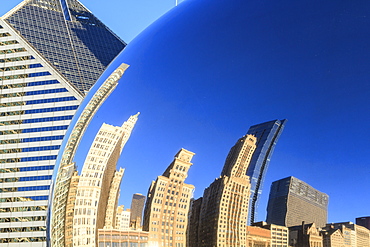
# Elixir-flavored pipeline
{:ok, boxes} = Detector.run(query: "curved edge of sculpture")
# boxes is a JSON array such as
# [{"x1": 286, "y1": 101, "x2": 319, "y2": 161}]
[{"x1": 46, "y1": 58, "x2": 130, "y2": 247}]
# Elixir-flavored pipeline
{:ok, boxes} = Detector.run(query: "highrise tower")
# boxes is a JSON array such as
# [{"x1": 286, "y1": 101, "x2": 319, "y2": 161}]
[
  {"x1": 72, "y1": 113, "x2": 139, "y2": 247},
  {"x1": 129, "y1": 193, "x2": 146, "y2": 230},
  {"x1": 246, "y1": 119, "x2": 287, "y2": 224},
  {"x1": 190, "y1": 134, "x2": 257, "y2": 247},
  {"x1": 266, "y1": 176, "x2": 329, "y2": 228},
  {"x1": 143, "y1": 149, "x2": 195, "y2": 247},
  {"x1": 0, "y1": 1, "x2": 125, "y2": 245}
]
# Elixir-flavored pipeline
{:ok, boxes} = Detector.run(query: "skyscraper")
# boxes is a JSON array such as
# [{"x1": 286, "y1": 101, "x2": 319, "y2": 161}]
[
  {"x1": 72, "y1": 113, "x2": 139, "y2": 247},
  {"x1": 266, "y1": 176, "x2": 329, "y2": 228},
  {"x1": 129, "y1": 193, "x2": 146, "y2": 230},
  {"x1": 0, "y1": 1, "x2": 125, "y2": 245},
  {"x1": 191, "y1": 134, "x2": 257, "y2": 247},
  {"x1": 143, "y1": 149, "x2": 195, "y2": 247},
  {"x1": 246, "y1": 119, "x2": 287, "y2": 225}
]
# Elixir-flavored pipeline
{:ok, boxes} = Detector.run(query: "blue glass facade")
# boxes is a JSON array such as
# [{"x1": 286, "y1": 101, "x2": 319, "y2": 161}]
[
  {"x1": 0, "y1": 1, "x2": 125, "y2": 245},
  {"x1": 246, "y1": 119, "x2": 287, "y2": 224},
  {"x1": 4, "y1": 0, "x2": 126, "y2": 94}
]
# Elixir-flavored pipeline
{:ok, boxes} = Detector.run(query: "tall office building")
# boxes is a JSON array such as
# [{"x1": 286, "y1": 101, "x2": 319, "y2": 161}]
[
  {"x1": 72, "y1": 113, "x2": 139, "y2": 247},
  {"x1": 266, "y1": 176, "x2": 329, "y2": 228},
  {"x1": 143, "y1": 149, "x2": 195, "y2": 247},
  {"x1": 356, "y1": 217, "x2": 370, "y2": 231},
  {"x1": 246, "y1": 119, "x2": 287, "y2": 225},
  {"x1": 129, "y1": 193, "x2": 146, "y2": 230},
  {"x1": 0, "y1": 1, "x2": 125, "y2": 246},
  {"x1": 191, "y1": 134, "x2": 257, "y2": 247}
]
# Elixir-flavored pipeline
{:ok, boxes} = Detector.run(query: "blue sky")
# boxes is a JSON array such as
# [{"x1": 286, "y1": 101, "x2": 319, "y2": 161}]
[{"x1": 2, "y1": 0, "x2": 370, "y2": 224}]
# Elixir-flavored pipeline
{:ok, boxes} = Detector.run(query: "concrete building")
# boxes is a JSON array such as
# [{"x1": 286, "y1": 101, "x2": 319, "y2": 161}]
[
  {"x1": 246, "y1": 226, "x2": 271, "y2": 247},
  {"x1": 253, "y1": 221, "x2": 289, "y2": 247},
  {"x1": 289, "y1": 222, "x2": 323, "y2": 247},
  {"x1": 327, "y1": 222, "x2": 370, "y2": 247},
  {"x1": 72, "y1": 113, "x2": 139, "y2": 247},
  {"x1": 0, "y1": 0, "x2": 125, "y2": 245},
  {"x1": 321, "y1": 228, "x2": 344, "y2": 247},
  {"x1": 143, "y1": 149, "x2": 195, "y2": 247},
  {"x1": 266, "y1": 176, "x2": 329, "y2": 228},
  {"x1": 116, "y1": 206, "x2": 131, "y2": 231},
  {"x1": 246, "y1": 119, "x2": 287, "y2": 225},
  {"x1": 190, "y1": 134, "x2": 257, "y2": 247},
  {"x1": 130, "y1": 193, "x2": 146, "y2": 230},
  {"x1": 98, "y1": 229, "x2": 149, "y2": 247}
]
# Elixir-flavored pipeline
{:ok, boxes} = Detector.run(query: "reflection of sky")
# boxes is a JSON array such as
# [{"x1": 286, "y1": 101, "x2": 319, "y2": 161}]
[{"x1": 4, "y1": 0, "x2": 370, "y2": 224}]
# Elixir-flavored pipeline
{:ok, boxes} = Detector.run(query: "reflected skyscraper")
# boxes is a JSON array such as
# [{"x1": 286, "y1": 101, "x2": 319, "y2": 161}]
[
  {"x1": 246, "y1": 119, "x2": 287, "y2": 224},
  {"x1": 266, "y1": 176, "x2": 329, "y2": 228},
  {"x1": 0, "y1": 0, "x2": 125, "y2": 245}
]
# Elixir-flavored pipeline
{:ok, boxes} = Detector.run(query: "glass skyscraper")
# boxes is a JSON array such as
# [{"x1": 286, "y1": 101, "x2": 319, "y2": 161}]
[
  {"x1": 0, "y1": 1, "x2": 125, "y2": 245},
  {"x1": 246, "y1": 119, "x2": 287, "y2": 225}
]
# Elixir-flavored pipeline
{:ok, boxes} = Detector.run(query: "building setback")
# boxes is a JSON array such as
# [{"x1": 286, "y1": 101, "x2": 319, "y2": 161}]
[
  {"x1": 143, "y1": 149, "x2": 195, "y2": 247},
  {"x1": 246, "y1": 119, "x2": 287, "y2": 225},
  {"x1": 190, "y1": 134, "x2": 257, "y2": 247},
  {"x1": 0, "y1": 0, "x2": 125, "y2": 245},
  {"x1": 266, "y1": 176, "x2": 328, "y2": 228}
]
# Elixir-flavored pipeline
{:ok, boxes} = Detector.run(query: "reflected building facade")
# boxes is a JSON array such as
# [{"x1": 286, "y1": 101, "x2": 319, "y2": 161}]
[
  {"x1": 0, "y1": 0, "x2": 125, "y2": 245},
  {"x1": 266, "y1": 176, "x2": 329, "y2": 228},
  {"x1": 190, "y1": 134, "x2": 257, "y2": 247},
  {"x1": 246, "y1": 119, "x2": 287, "y2": 225},
  {"x1": 143, "y1": 149, "x2": 195, "y2": 247},
  {"x1": 72, "y1": 113, "x2": 139, "y2": 247}
]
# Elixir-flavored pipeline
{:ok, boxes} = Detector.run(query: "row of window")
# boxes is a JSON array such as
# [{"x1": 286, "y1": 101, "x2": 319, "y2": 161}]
[
  {"x1": 0, "y1": 185, "x2": 50, "y2": 192},
  {"x1": 0, "y1": 40, "x2": 19, "y2": 46},
  {"x1": 0, "y1": 125, "x2": 68, "y2": 135},
  {"x1": 0, "y1": 115, "x2": 73, "y2": 126},
  {"x1": 0, "y1": 145, "x2": 60, "y2": 154},
  {"x1": 0, "y1": 165, "x2": 54, "y2": 173},
  {"x1": 0, "y1": 79, "x2": 59, "y2": 90},
  {"x1": 0, "y1": 63, "x2": 43, "y2": 72},
  {"x1": 0, "y1": 237, "x2": 47, "y2": 243},
  {"x1": 0, "y1": 216, "x2": 47, "y2": 223},
  {"x1": 0, "y1": 226, "x2": 46, "y2": 233},
  {"x1": 0, "y1": 47, "x2": 26, "y2": 55},
  {"x1": 0, "y1": 155, "x2": 57, "y2": 164},
  {"x1": 0, "y1": 196, "x2": 48, "y2": 202},
  {"x1": 1, "y1": 87, "x2": 67, "y2": 99},
  {"x1": 0, "y1": 71, "x2": 51, "y2": 81},
  {"x1": 0, "y1": 32, "x2": 11, "y2": 37},
  {"x1": 0, "y1": 55, "x2": 34, "y2": 63},
  {"x1": 0, "y1": 135, "x2": 64, "y2": 145},
  {"x1": 0, "y1": 105, "x2": 78, "y2": 117},
  {"x1": 0, "y1": 205, "x2": 47, "y2": 213},
  {"x1": 0, "y1": 175, "x2": 52, "y2": 183}
]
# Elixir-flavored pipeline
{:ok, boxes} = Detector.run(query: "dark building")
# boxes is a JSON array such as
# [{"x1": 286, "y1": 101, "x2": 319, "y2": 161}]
[
  {"x1": 266, "y1": 176, "x2": 329, "y2": 228},
  {"x1": 246, "y1": 119, "x2": 287, "y2": 224},
  {"x1": 129, "y1": 193, "x2": 146, "y2": 229},
  {"x1": 356, "y1": 216, "x2": 370, "y2": 231}
]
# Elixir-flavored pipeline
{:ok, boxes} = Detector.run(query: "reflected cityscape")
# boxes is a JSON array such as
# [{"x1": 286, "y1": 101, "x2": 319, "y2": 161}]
[{"x1": 0, "y1": 1, "x2": 369, "y2": 247}]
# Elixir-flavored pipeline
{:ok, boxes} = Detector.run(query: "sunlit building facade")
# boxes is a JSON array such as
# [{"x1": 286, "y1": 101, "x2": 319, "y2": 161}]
[
  {"x1": 0, "y1": 0, "x2": 125, "y2": 246},
  {"x1": 143, "y1": 149, "x2": 195, "y2": 247},
  {"x1": 190, "y1": 134, "x2": 256, "y2": 247},
  {"x1": 73, "y1": 114, "x2": 139, "y2": 247},
  {"x1": 246, "y1": 119, "x2": 287, "y2": 225}
]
